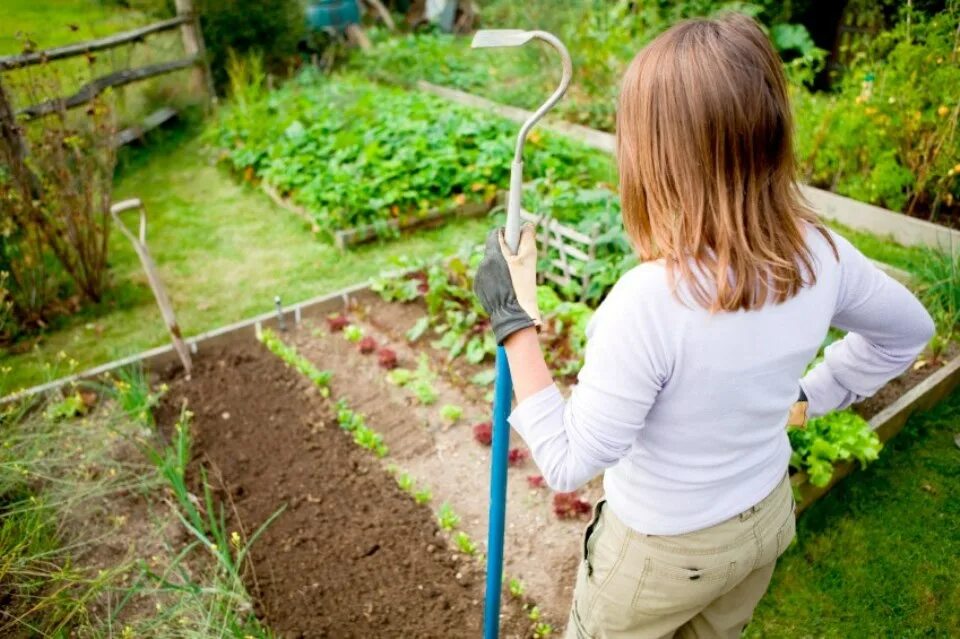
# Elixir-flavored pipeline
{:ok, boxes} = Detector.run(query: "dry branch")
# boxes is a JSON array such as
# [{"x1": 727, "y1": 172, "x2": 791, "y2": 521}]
[{"x1": 0, "y1": 16, "x2": 190, "y2": 71}]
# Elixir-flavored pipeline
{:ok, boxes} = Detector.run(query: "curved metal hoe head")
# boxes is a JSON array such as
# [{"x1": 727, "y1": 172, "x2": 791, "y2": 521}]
[{"x1": 471, "y1": 29, "x2": 537, "y2": 49}]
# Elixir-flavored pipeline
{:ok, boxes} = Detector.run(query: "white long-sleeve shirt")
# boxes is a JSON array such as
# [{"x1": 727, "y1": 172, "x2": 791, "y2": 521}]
[{"x1": 509, "y1": 227, "x2": 933, "y2": 535}]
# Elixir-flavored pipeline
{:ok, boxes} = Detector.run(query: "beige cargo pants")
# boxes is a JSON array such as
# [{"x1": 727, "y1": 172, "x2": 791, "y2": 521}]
[{"x1": 566, "y1": 473, "x2": 795, "y2": 639}]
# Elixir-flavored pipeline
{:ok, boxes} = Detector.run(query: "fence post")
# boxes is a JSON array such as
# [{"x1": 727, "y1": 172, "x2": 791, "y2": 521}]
[{"x1": 173, "y1": 0, "x2": 216, "y2": 103}]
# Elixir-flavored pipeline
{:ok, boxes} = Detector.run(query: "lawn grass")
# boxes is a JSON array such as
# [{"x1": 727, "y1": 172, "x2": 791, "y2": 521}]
[
  {"x1": 0, "y1": 0, "x2": 144, "y2": 55},
  {"x1": 1, "y1": 124, "x2": 490, "y2": 394},
  {"x1": 749, "y1": 392, "x2": 960, "y2": 637}
]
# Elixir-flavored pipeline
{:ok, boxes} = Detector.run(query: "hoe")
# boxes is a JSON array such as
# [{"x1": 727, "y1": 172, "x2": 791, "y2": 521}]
[{"x1": 470, "y1": 29, "x2": 572, "y2": 639}]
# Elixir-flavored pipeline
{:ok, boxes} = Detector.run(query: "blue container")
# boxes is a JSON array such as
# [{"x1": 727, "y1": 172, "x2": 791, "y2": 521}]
[{"x1": 306, "y1": 0, "x2": 361, "y2": 31}]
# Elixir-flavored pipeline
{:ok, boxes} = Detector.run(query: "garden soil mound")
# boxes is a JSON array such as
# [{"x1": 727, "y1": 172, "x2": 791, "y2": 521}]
[{"x1": 156, "y1": 342, "x2": 528, "y2": 638}]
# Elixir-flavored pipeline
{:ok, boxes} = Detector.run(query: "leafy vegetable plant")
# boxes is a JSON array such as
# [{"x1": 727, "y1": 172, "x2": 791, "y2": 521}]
[
  {"x1": 789, "y1": 410, "x2": 882, "y2": 487},
  {"x1": 454, "y1": 531, "x2": 477, "y2": 556},
  {"x1": 439, "y1": 404, "x2": 462, "y2": 425},
  {"x1": 385, "y1": 354, "x2": 439, "y2": 405},
  {"x1": 260, "y1": 328, "x2": 332, "y2": 394},
  {"x1": 334, "y1": 398, "x2": 388, "y2": 457},
  {"x1": 437, "y1": 503, "x2": 460, "y2": 531},
  {"x1": 342, "y1": 325, "x2": 363, "y2": 343},
  {"x1": 210, "y1": 71, "x2": 611, "y2": 240}
]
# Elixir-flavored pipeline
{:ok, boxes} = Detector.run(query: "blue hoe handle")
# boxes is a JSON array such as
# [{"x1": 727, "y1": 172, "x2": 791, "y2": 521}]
[{"x1": 483, "y1": 345, "x2": 512, "y2": 639}]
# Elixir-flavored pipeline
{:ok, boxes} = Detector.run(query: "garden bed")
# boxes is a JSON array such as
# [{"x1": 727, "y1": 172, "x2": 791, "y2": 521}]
[
  {"x1": 7, "y1": 274, "x2": 960, "y2": 633},
  {"x1": 155, "y1": 342, "x2": 534, "y2": 638}
]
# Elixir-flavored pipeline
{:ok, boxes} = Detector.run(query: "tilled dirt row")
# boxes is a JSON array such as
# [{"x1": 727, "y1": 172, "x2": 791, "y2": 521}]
[
  {"x1": 287, "y1": 292, "x2": 603, "y2": 626},
  {"x1": 156, "y1": 343, "x2": 530, "y2": 639}
]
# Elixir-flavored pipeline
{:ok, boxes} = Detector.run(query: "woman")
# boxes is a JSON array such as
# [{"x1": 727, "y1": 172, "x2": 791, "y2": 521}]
[{"x1": 473, "y1": 13, "x2": 934, "y2": 639}]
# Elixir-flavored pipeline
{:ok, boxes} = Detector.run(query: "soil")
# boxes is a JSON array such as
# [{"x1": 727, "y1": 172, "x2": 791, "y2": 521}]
[
  {"x1": 155, "y1": 343, "x2": 530, "y2": 639},
  {"x1": 854, "y1": 342, "x2": 959, "y2": 420},
  {"x1": 291, "y1": 293, "x2": 601, "y2": 626}
]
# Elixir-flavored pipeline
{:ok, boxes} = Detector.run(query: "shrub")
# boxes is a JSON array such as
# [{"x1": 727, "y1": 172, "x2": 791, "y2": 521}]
[
  {"x1": 196, "y1": 0, "x2": 305, "y2": 92},
  {"x1": 793, "y1": 4, "x2": 960, "y2": 218},
  {"x1": 0, "y1": 67, "x2": 117, "y2": 341}
]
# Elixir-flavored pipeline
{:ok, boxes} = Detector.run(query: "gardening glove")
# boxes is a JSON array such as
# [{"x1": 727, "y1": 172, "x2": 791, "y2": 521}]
[
  {"x1": 473, "y1": 223, "x2": 542, "y2": 345},
  {"x1": 787, "y1": 387, "x2": 809, "y2": 428}
]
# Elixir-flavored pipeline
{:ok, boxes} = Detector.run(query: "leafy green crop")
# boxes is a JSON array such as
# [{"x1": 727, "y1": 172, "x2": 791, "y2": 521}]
[
  {"x1": 334, "y1": 398, "x2": 389, "y2": 458},
  {"x1": 437, "y1": 503, "x2": 460, "y2": 531},
  {"x1": 210, "y1": 71, "x2": 612, "y2": 240},
  {"x1": 259, "y1": 329, "x2": 332, "y2": 394},
  {"x1": 372, "y1": 245, "x2": 593, "y2": 379},
  {"x1": 385, "y1": 354, "x2": 439, "y2": 405},
  {"x1": 789, "y1": 411, "x2": 882, "y2": 487}
]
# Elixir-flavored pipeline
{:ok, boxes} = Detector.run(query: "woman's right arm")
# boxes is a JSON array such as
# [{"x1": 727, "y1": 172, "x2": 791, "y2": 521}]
[{"x1": 799, "y1": 233, "x2": 935, "y2": 417}]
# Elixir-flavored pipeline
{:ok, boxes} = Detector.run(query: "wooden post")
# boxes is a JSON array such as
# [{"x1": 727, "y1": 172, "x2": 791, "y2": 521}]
[{"x1": 174, "y1": 0, "x2": 216, "y2": 103}]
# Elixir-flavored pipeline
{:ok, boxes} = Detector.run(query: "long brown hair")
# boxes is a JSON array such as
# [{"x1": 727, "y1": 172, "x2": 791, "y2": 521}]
[{"x1": 616, "y1": 12, "x2": 835, "y2": 311}]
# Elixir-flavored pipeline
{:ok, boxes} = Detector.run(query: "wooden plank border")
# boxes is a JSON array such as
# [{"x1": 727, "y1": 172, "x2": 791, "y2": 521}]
[
  {"x1": 261, "y1": 180, "x2": 495, "y2": 249},
  {"x1": 418, "y1": 81, "x2": 960, "y2": 251},
  {"x1": 2, "y1": 282, "x2": 368, "y2": 404}
]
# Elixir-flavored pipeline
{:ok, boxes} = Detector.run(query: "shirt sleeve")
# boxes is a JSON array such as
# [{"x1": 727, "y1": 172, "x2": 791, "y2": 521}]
[
  {"x1": 800, "y1": 233, "x2": 934, "y2": 417},
  {"x1": 508, "y1": 270, "x2": 668, "y2": 492}
]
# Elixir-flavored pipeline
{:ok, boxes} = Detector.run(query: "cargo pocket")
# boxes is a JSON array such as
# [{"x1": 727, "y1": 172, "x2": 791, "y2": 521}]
[{"x1": 631, "y1": 553, "x2": 736, "y2": 615}]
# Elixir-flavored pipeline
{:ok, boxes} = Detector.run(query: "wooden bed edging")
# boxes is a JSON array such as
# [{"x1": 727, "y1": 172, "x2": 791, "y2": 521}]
[
  {"x1": 418, "y1": 81, "x2": 960, "y2": 252},
  {"x1": 2, "y1": 282, "x2": 368, "y2": 405},
  {"x1": 261, "y1": 182, "x2": 495, "y2": 249},
  {"x1": 791, "y1": 353, "x2": 960, "y2": 514}
]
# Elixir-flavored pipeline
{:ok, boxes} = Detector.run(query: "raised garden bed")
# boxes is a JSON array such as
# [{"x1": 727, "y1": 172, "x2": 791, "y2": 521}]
[
  {"x1": 209, "y1": 72, "x2": 613, "y2": 246},
  {"x1": 8, "y1": 273, "x2": 959, "y2": 632},
  {"x1": 154, "y1": 342, "x2": 535, "y2": 637}
]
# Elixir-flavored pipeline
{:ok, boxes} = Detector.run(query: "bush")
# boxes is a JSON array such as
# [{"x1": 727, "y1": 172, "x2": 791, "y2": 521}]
[
  {"x1": 196, "y1": 0, "x2": 305, "y2": 92},
  {"x1": 0, "y1": 67, "x2": 117, "y2": 342},
  {"x1": 794, "y1": 4, "x2": 960, "y2": 219}
]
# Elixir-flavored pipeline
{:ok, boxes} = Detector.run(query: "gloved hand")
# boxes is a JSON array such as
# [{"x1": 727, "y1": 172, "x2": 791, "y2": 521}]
[{"x1": 473, "y1": 223, "x2": 542, "y2": 345}]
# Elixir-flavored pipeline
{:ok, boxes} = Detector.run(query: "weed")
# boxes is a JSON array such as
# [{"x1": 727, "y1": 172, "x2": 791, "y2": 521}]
[{"x1": 108, "y1": 364, "x2": 166, "y2": 426}]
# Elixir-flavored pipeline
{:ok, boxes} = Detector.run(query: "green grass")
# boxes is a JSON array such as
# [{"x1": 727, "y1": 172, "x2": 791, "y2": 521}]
[
  {"x1": 0, "y1": 0, "x2": 145, "y2": 55},
  {"x1": 749, "y1": 391, "x2": 960, "y2": 637},
  {"x1": 0, "y1": 124, "x2": 490, "y2": 394},
  {"x1": 827, "y1": 220, "x2": 934, "y2": 275}
]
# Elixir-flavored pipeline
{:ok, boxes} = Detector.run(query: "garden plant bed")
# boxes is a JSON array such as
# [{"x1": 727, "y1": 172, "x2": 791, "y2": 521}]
[
  {"x1": 154, "y1": 342, "x2": 532, "y2": 638},
  {"x1": 276, "y1": 287, "x2": 960, "y2": 627},
  {"x1": 284, "y1": 305, "x2": 598, "y2": 626}
]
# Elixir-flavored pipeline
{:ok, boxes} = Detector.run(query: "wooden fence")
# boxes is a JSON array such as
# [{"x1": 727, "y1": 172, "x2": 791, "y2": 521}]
[{"x1": 0, "y1": 0, "x2": 213, "y2": 143}]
